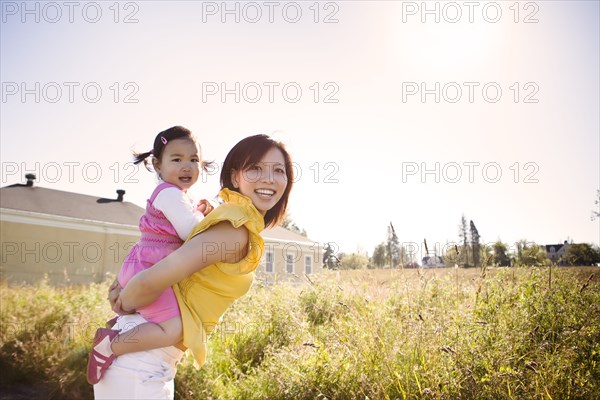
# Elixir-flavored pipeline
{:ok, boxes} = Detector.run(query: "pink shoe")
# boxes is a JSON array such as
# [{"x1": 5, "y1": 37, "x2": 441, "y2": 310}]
[
  {"x1": 105, "y1": 316, "x2": 119, "y2": 329},
  {"x1": 87, "y1": 328, "x2": 119, "y2": 384}
]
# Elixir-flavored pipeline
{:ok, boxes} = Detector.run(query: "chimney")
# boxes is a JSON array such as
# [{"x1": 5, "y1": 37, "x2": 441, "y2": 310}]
[
  {"x1": 25, "y1": 174, "x2": 36, "y2": 187},
  {"x1": 116, "y1": 190, "x2": 125, "y2": 202}
]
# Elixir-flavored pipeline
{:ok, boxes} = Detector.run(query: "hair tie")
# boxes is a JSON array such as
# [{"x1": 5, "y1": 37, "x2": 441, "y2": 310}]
[
  {"x1": 161, "y1": 136, "x2": 168, "y2": 145},
  {"x1": 149, "y1": 149, "x2": 154, "y2": 155}
]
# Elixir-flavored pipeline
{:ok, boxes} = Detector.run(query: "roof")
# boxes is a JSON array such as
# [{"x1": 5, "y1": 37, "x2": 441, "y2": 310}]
[
  {"x1": 0, "y1": 184, "x2": 144, "y2": 226},
  {"x1": 545, "y1": 243, "x2": 567, "y2": 252},
  {"x1": 262, "y1": 226, "x2": 316, "y2": 246},
  {"x1": 1, "y1": 182, "x2": 318, "y2": 245}
]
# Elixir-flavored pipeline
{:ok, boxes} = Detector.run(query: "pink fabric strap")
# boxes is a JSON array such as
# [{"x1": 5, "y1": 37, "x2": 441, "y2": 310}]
[{"x1": 149, "y1": 182, "x2": 180, "y2": 203}]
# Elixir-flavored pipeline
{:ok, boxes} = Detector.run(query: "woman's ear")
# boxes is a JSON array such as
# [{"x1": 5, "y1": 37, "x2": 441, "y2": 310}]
[{"x1": 230, "y1": 169, "x2": 239, "y2": 189}]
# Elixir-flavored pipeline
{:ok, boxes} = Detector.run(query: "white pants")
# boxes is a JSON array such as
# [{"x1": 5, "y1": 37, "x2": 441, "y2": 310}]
[{"x1": 93, "y1": 314, "x2": 184, "y2": 400}]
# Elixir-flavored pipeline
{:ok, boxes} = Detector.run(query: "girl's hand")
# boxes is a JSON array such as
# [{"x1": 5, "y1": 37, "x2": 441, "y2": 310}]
[
  {"x1": 196, "y1": 199, "x2": 214, "y2": 216},
  {"x1": 108, "y1": 279, "x2": 134, "y2": 315}
]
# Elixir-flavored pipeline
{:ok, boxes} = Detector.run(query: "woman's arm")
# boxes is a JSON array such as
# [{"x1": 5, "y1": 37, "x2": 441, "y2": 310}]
[{"x1": 118, "y1": 221, "x2": 249, "y2": 312}]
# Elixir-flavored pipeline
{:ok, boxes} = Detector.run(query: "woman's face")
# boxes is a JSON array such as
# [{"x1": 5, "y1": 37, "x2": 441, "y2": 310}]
[{"x1": 232, "y1": 147, "x2": 288, "y2": 215}]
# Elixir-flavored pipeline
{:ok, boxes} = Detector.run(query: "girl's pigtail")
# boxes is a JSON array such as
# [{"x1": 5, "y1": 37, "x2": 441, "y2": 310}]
[
  {"x1": 201, "y1": 160, "x2": 217, "y2": 174},
  {"x1": 133, "y1": 150, "x2": 154, "y2": 171}
]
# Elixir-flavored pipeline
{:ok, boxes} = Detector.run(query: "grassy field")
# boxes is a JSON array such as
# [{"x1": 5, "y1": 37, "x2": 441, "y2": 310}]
[{"x1": 1, "y1": 266, "x2": 598, "y2": 399}]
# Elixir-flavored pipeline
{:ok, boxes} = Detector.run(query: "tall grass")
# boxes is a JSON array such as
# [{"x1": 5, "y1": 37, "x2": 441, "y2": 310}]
[
  {"x1": 1, "y1": 267, "x2": 598, "y2": 399},
  {"x1": 0, "y1": 278, "x2": 109, "y2": 398}
]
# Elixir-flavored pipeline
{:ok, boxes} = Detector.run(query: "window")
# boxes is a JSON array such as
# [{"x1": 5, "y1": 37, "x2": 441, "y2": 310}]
[
  {"x1": 286, "y1": 254, "x2": 294, "y2": 273},
  {"x1": 265, "y1": 251, "x2": 274, "y2": 273},
  {"x1": 305, "y1": 255, "x2": 312, "y2": 274}
]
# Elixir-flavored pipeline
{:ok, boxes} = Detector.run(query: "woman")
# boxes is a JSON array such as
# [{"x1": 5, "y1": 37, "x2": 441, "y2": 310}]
[{"x1": 94, "y1": 134, "x2": 293, "y2": 399}]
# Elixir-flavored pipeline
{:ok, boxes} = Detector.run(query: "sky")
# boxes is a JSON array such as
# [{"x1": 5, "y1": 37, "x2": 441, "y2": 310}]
[{"x1": 1, "y1": 0, "x2": 599, "y2": 260}]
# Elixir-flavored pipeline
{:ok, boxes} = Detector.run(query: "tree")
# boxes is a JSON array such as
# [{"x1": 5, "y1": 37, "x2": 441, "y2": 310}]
[
  {"x1": 339, "y1": 253, "x2": 369, "y2": 270},
  {"x1": 399, "y1": 244, "x2": 413, "y2": 266},
  {"x1": 492, "y1": 241, "x2": 511, "y2": 266},
  {"x1": 322, "y1": 243, "x2": 340, "y2": 269},
  {"x1": 470, "y1": 220, "x2": 480, "y2": 268},
  {"x1": 459, "y1": 214, "x2": 470, "y2": 266},
  {"x1": 372, "y1": 243, "x2": 387, "y2": 268},
  {"x1": 479, "y1": 243, "x2": 493, "y2": 267},
  {"x1": 562, "y1": 243, "x2": 600, "y2": 266},
  {"x1": 281, "y1": 212, "x2": 307, "y2": 237},
  {"x1": 516, "y1": 240, "x2": 548, "y2": 266},
  {"x1": 444, "y1": 244, "x2": 461, "y2": 268},
  {"x1": 387, "y1": 222, "x2": 401, "y2": 268}
]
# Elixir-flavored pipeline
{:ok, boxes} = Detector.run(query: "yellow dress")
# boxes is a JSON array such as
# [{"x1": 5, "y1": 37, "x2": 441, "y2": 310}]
[{"x1": 172, "y1": 188, "x2": 265, "y2": 367}]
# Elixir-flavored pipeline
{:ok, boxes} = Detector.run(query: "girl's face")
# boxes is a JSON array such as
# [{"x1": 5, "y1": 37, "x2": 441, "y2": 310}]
[
  {"x1": 153, "y1": 139, "x2": 200, "y2": 192},
  {"x1": 231, "y1": 147, "x2": 288, "y2": 215}
]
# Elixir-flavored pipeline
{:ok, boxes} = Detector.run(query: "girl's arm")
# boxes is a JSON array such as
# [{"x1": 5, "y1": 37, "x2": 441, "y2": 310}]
[
  {"x1": 117, "y1": 221, "x2": 249, "y2": 312},
  {"x1": 153, "y1": 187, "x2": 206, "y2": 240}
]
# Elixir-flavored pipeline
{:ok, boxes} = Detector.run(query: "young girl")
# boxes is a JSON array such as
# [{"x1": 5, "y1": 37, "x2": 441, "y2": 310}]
[{"x1": 87, "y1": 126, "x2": 214, "y2": 384}]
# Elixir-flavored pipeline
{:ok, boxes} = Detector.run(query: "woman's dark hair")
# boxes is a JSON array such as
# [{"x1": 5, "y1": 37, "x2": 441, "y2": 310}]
[
  {"x1": 220, "y1": 134, "x2": 293, "y2": 228},
  {"x1": 133, "y1": 126, "x2": 213, "y2": 172}
]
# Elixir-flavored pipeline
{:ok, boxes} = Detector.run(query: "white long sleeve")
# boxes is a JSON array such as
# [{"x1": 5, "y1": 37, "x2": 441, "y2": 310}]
[{"x1": 152, "y1": 187, "x2": 205, "y2": 240}]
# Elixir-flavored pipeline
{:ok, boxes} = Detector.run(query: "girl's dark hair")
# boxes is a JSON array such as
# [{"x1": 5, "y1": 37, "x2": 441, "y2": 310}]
[
  {"x1": 133, "y1": 126, "x2": 213, "y2": 172},
  {"x1": 220, "y1": 134, "x2": 293, "y2": 228}
]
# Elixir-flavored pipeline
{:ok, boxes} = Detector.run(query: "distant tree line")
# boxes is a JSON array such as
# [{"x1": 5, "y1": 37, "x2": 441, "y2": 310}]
[{"x1": 321, "y1": 214, "x2": 600, "y2": 270}]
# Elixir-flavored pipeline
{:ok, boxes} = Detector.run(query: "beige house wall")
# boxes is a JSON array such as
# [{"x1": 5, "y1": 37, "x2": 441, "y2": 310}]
[
  {"x1": 1, "y1": 209, "x2": 323, "y2": 286},
  {"x1": 1, "y1": 209, "x2": 139, "y2": 285},
  {"x1": 258, "y1": 238, "x2": 324, "y2": 283}
]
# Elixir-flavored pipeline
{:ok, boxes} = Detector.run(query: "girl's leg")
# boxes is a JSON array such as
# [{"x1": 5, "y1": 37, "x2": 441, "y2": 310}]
[
  {"x1": 93, "y1": 314, "x2": 184, "y2": 399},
  {"x1": 111, "y1": 316, "x2": 183, "y2": 355}
]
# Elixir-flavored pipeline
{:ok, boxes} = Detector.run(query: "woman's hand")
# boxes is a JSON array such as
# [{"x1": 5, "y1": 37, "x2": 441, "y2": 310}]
[{"x1": 108, "y1": 279, "x2": 134, "y2": 315}]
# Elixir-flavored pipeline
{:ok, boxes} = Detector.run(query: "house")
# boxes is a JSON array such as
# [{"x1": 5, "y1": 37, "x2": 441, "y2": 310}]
[
  {"x1": 0, "y1": 174, "x2": 144, "y2": 285},
  {"x1": 421, "y1": 255, "x2": 445, "y2": 268},
  {"x1": 545, "y1": 241, "x2": 570, "y2": 265},
  {"x1": 258, "y1": 226, "x2": 324, "y2": 284},
  {"x1": 1, "y1": 174, "x2": 322, "y2": 285}
]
